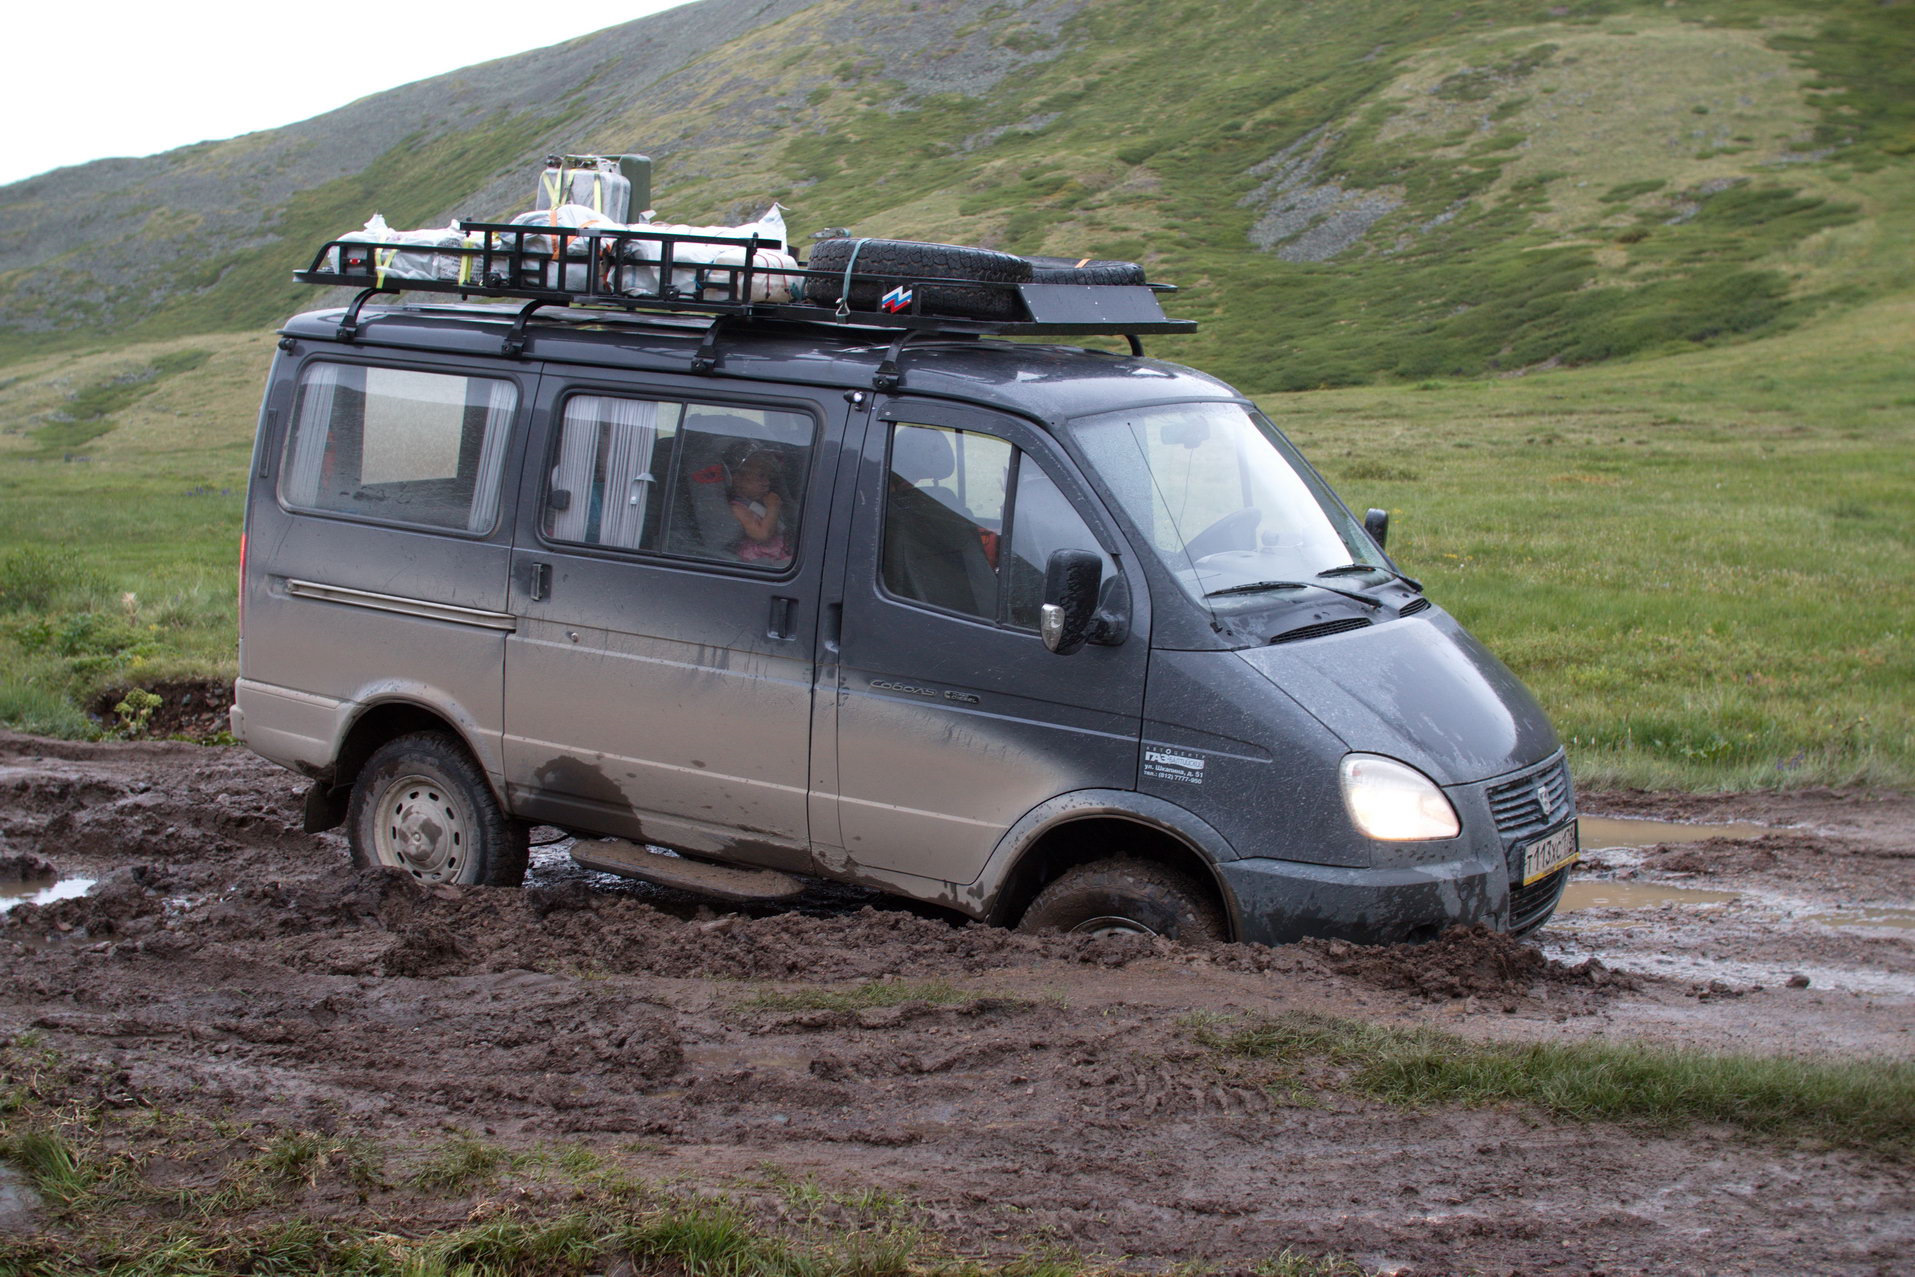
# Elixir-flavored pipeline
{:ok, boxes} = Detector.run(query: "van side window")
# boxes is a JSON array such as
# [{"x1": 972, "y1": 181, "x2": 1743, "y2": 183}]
[
  {"x1": 543, "y1": 394, "x2": 812, "y2": 570},
  {"x1": 882, "y1": 423, "x2": 1112, "y2": 629},
  {"x1": 280, "y1": 363, "x2": 518, "y2": 534}
]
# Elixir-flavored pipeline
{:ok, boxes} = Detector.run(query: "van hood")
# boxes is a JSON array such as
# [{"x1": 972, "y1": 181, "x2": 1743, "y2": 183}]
[{"x1": 1235, "y1": 611, "x2": 1559, "y2": 786}]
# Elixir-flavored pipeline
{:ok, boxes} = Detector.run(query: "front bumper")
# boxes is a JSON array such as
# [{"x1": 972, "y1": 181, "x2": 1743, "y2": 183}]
[
  {"x1": 1218, "y1": 852, "x2": 1502, "y2": 946},
  {"x1": 1219, "y1": 749, "x2": 1577, "y2": 945}
]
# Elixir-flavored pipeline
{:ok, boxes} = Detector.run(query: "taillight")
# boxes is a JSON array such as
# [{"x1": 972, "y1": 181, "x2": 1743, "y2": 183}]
[{"x1": 237, "y1": 531, "x2": 247, "y2": 639}]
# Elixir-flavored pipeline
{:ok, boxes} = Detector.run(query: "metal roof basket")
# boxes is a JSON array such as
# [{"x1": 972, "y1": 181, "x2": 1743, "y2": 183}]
[{"x1": 295, "y1": 220, "x2": 1195, "y2": 347}]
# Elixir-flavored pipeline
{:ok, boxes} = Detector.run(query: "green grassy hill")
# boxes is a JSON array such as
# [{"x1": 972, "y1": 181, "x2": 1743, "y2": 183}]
[
  {"x1": 0, "y1": 0, "x2": 1909, "y2": 786},
  {"x1": 4, "y1": 0, "x2": 1912, "y2": 386}
]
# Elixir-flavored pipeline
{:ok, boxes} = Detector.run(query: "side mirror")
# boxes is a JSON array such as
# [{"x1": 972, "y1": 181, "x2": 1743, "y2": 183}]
[
  {"x1": 1040, "y1": 549, "x2": 1102, "y2": 655},
  {"x1": 1364, "y1": 507, "x2": 1389, "y2": 551}
]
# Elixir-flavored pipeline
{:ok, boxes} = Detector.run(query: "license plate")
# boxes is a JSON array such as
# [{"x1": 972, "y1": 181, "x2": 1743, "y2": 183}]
[{"x1": 1520, "y1": 821, "x2": 1579, "y2": 885}]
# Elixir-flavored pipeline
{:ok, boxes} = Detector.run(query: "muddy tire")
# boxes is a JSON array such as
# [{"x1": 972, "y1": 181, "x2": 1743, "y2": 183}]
[
  {"x1": 1018, "y1": 858, "x2": 1227, "y2": 941},
  {"x1": 803, "y1": 237, "x2": 1031, "y2": 320},
  {"x1": 346, "y1": 732, "x2": 528, "y2": 887},
  {"x1": 1021, "y1": 255, "x2": 1147, "y2": 286}
]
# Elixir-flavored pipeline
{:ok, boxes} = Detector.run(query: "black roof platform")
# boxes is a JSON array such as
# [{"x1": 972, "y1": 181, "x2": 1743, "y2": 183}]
[{"x1": 295, "y1": 219, "x2": 1197, "y2": 349}]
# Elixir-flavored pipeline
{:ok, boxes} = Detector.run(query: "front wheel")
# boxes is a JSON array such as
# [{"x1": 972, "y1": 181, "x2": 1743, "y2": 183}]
[
  {"x1": 1017, "y1": 858, "x2": 1227, "y2": 941},
  {"x1": 346, "y1": 732, "x2": 528, "y2": 886}
]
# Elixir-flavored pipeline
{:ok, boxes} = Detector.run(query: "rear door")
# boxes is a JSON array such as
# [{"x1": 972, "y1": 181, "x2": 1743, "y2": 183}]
[
  {"x1": 821, "y1": 397, "x2": 1148, "y2": 887},
  {"x1": 242, "y1": 352, "x2": 530, "y2": 779},
  {"x1": 501, "y1": 371, "x2": 838, "y2": 871}
]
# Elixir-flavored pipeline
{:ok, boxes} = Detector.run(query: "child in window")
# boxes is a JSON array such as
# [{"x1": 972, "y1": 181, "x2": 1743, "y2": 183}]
[{"x1": 727, "y1": 449, "x2": 791, "y2": 564}]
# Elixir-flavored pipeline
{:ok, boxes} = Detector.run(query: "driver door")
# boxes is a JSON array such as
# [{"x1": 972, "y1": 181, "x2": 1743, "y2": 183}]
[{"x1": 819, "y1": 398, "x2": 1148, "y2": 887}]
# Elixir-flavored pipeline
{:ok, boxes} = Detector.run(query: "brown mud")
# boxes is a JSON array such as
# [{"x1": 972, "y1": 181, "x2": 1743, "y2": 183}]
[{"x1": 1, "y1": 731, "x2": 1911, "y2": 1273}]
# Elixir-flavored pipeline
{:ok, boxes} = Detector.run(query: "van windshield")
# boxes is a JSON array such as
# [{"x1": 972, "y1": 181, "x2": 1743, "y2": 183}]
[{"x1": 1071, "y1": 401, "x2": 1386, "y2": 614}]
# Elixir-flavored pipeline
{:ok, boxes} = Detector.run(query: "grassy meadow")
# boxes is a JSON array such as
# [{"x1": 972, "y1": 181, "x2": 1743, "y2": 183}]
[
  {"x1": 0, "y1": 332, "x2": 264, "y2": 735},
  {"x1": 0, "y1": 303, "x2": 1906, "y2": 789},
  {"x1": 1284, "y1": 292, "x2": 1915, "y2": 790}
]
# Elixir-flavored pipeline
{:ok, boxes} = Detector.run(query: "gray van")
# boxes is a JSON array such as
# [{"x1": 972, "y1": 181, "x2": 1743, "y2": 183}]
[{"x1": 232, "y1": 225, "x2": 1578, "y2": 944}]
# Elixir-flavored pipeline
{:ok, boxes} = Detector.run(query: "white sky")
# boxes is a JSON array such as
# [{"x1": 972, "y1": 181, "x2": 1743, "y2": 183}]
[{"x1": 0, "y1": 2, "x2": 695, "y2": 188}]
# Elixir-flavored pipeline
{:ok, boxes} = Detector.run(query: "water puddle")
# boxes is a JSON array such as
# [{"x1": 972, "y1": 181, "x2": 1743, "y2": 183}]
[
  {"x1": 0, "y1": 877, "x2": 96, "y2": 914},
  {"x1": 1806, "y1": 907, "x2": 1915, "y2": 932},
  {"x1": 1542, "y1": 937, "x2": 1915, "y2": 999},
  {"x1": 1578, "y1": 816, "x2": 1769, "y2": 849},
  {"x1": 1558, "y1": 881, "x2": 1741, "y2": 912}
]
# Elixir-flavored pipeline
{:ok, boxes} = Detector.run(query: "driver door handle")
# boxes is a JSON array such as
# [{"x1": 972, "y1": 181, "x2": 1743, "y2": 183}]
[{"x1": 768, "y1": 595, "x2": 798, "y2": 640}]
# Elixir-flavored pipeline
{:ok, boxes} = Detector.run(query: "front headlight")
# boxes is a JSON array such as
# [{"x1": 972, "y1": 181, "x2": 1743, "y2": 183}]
[{"x1": 1339, "y1": 753, "x2": 1460, "y2": 841}]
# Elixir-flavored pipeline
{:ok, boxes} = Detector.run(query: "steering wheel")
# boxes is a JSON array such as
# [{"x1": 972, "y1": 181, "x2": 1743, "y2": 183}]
[{"x1": 1182, "y1": 507, "x2": 1260, "y2": 562}]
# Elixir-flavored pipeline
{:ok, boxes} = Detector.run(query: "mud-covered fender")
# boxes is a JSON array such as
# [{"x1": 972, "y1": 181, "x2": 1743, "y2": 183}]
[
  {"x1": 959, "y1": 788, "x2": 1245, "y2": 934},
  {"x1": 327, "y1": 680, "x2": 507, "y2": 793}
]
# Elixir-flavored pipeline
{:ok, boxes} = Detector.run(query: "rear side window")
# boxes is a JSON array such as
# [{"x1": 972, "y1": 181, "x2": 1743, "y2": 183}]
[
  {"x1": 279, "y1": 363, "x2": 518, "y2": 534},
  {"x1": 882, "y1": 423, "x2": 1113, "y2": 628},
  {"x1": 542, "y1": 394, "x2": 813, "y2": 571}
]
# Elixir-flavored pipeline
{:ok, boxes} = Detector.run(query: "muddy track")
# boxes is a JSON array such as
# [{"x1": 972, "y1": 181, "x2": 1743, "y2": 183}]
[{"x1": 1, "y1": 732, "x2": 1911, "y2": 1273}]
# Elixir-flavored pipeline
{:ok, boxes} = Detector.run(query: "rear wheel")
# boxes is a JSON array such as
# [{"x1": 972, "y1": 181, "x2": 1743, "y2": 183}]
[
  {"x1": 346, "y1": 732, "x2": 528, "y2": 886},
  {"x1": 1017, "y1": 858, "x2": 1226, "y2": 941}
]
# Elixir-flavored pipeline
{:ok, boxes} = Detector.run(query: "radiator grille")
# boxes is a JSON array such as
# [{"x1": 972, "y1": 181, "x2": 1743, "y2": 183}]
[{"x1": 1486, "y1": 754, "x2": 1575, "y2": 841}]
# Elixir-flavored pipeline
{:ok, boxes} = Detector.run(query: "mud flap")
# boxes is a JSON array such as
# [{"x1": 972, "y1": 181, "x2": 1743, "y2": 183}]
[{"x1": 302, "y1": 781, "x2": 349, "y2": 833}]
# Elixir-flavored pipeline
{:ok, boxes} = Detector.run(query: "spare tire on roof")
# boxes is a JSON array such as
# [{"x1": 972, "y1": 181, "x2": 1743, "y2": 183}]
[
  {"x1": 1022, "y1": 255, "x2": 1148, "y2": 286},
  {"x1": 804, "y1": 237, "x2": 1031, "y2": 321}
]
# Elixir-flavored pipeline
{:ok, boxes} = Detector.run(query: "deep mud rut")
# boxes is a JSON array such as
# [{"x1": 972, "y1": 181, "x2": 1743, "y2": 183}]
[{"x1": 1, "y1": 732, "x2": 1911, "y2": 1274}]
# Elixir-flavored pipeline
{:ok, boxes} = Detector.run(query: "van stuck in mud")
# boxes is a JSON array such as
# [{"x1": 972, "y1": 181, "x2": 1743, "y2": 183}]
[{"x1": 231, "y1": 160, "x2": 1580, "y2": 945}]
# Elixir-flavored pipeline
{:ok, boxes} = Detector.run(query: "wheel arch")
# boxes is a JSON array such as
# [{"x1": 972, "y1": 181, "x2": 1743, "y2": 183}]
[
  {"x1": 305, "y1": 698, "x2": 502, "y2": 833},
  {"x1": 970, "y1": 790, "x2": 1245, "y2": 940},
  {"x1": 336, "y1": 701, "x2": 487, "y2": 789}
]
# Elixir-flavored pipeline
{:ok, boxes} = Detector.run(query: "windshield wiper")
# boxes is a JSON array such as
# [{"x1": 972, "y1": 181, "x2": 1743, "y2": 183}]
[
  {"x1": 1317, "y1": 562, "x2": 1423, "y2": 592},
  {"x1": 1205, "y1": 579, "x2": 1383, "y2": 607}
]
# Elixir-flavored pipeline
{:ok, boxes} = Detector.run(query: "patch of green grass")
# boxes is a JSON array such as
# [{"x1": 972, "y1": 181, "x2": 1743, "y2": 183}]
[
  {"x1": 3, "y1": 1129, "x2": 96, "y2": 1206},
  {"x1": 407, "y1": 1135, "x2": 513, "y2": 1194},
  {"x1": 0, "y1": 334, "x2": 250, "y2": 725},
  {"x1": 0, "y1": 547, "x2": 102, "y2": 613},
  {"x1": 1432, "y1": 42, "x2": 1559, "y2": 102},
  {"x1": 1201, "y1": 1012, "x2": 1915, "y2": 1159},
  {"x1": 757, "y1": 1164, "x2": 912, "y2": 1224},
  {"x1": 0, "y1": 1166, "x2": 1170, "y2": 1277},
  {"x1": 0, "y1": 1218, "x2": 406, "y2": 1276},
  {"x1": 26, "y1": 350, "x2": 210, "y2": 454},
  {"x1": 1255, "y1": 1252, "x2": 1372, "y2": 1277}
]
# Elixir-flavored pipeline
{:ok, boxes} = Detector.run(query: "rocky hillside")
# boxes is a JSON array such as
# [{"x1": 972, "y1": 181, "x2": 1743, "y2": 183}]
[{"x1": 1, "y1": 0, "x2": 1909, "y2": 392}]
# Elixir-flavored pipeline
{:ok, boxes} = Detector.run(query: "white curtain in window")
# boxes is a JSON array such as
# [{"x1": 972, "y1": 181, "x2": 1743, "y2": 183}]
[
  {"x1": 548, "y1": 396, "x2": 602, "y2": 543},
  {"x1": 466, "y1": 379, "x2": 518, "y2": 534},
  {"x1": 283, "y1": 363, "x2": 348, "y2": 508},
  {"x1": 597, "y1": 397, "x2": 660, "y2": 550}
]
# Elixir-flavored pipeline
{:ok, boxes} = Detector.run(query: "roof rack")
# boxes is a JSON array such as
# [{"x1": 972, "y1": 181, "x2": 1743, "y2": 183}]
[{"x1": 294, "y1": 220, "x2": 1197, "y2": 346}]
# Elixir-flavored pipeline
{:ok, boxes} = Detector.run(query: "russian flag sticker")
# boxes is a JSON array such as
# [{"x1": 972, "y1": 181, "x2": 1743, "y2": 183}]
[{"x1": 881, "y1": 285, "x2": 914, "y2": 313}]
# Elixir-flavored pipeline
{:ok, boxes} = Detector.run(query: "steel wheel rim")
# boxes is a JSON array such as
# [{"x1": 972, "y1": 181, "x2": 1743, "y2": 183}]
[
  {"x1": 372, "y1": 772, "x2": 469, "y2": 882},
  {"x1": 1068, "y1": 914, "x2": 1159, "y2": 938}
]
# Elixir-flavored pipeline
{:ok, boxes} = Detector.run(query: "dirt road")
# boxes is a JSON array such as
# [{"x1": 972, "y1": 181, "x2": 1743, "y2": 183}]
[{"x1": 2, "y1": 732, "x2": 1911, "y2": 1274}]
